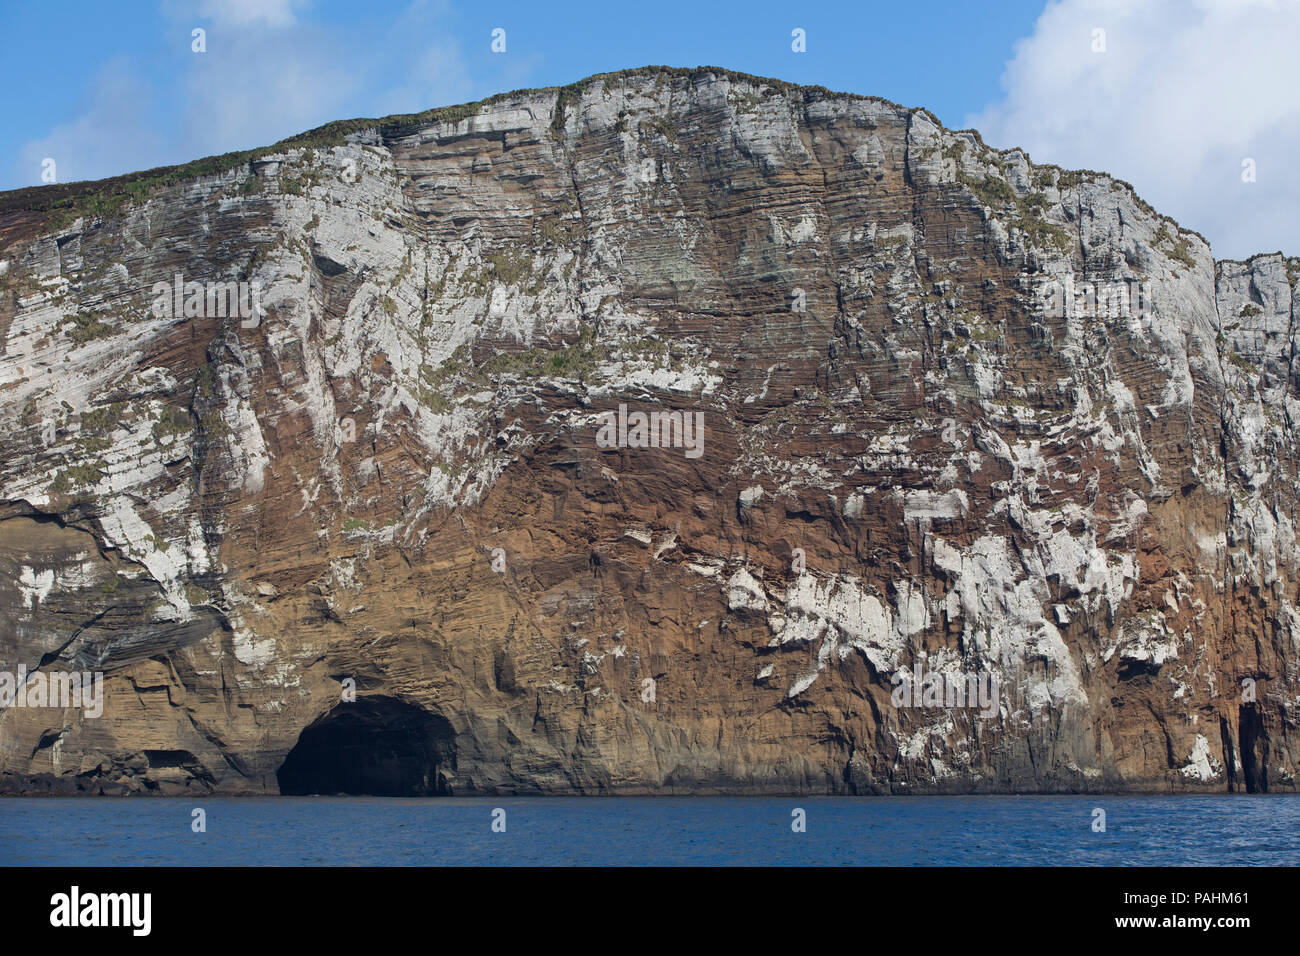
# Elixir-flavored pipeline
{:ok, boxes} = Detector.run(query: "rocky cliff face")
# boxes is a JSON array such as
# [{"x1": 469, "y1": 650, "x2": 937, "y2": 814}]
[{"x1": 1, "y1": 66, "x2": 1297, "y2": 795}]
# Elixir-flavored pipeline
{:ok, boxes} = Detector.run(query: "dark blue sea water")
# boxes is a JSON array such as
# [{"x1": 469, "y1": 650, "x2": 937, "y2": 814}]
[{"x1": 3, "y1": 795, "x2": 1297, "y2": 866}]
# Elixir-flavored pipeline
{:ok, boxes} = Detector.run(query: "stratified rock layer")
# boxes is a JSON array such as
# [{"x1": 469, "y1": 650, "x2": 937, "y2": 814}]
[{"x1": 1, "y1": 67, "x2": 1297, "y2": 795}]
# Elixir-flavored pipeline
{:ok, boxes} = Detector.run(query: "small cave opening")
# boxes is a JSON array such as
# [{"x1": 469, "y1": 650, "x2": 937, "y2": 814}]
[
  {"x1": 277, "y1": 696, "x2": 456, "y2": 796},
  {"x1": 1238, "y1": 703, "x2": 1268, "y2": 794},
  {"x1": 1219, "y1": 717, "x2": 1238, "y2": 792}
]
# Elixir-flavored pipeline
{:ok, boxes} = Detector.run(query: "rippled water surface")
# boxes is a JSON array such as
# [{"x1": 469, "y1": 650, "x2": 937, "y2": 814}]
[{"x1": 4, "y1": 795, "x2": 1297, "y2": 865}]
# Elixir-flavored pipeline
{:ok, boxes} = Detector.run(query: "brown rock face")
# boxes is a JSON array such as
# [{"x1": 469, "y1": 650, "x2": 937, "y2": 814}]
[{"x1": 1, "y1": 67, "x2": 1297, "y2": 795}]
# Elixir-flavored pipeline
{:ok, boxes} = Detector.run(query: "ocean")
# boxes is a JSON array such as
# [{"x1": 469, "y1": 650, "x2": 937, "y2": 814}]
[{"x1": 3, "y1": 794, "x2": 1298, "y2": 866}]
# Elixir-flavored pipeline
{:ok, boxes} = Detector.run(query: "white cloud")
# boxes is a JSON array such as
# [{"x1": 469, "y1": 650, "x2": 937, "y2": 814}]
[
  {"x1": 369, "y1": 39, "x2": 475, "y2": 118},
  {"x1": 196, "y1": 0, "x2": 306, "y2": 27},
  {"x1": 172, "y1": 0, "x2": 463, "y2": 156},
  {"x1": 16, "y1": 58, "x2": 165, "y2": 187},
  {"x1": 967, "y1": 0, "x2": 1300, "y2": 260},
  {"x1": 179, "y1": 19, "x2": 363, "y2": 157},
  {"x1": 12, "y1": 1, "x2": 478, "y2": 188}
]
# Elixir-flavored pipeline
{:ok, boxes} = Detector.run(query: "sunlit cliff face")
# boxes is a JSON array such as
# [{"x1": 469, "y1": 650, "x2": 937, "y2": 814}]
[{"x1": 0, "y1": 67, "x2": 1296, "y2": 795}]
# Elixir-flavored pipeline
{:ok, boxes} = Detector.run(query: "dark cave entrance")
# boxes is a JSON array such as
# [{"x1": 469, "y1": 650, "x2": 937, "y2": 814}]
[
  {"x1": 1220, "y1": 717, "x2": 1238, "y2": 792},
  {"x1": 1238, "y1": 703, "x2": 1268, "y2": 794},
  {"x1": 277, "y1": 697, "x2": 456, "y2": 796}
]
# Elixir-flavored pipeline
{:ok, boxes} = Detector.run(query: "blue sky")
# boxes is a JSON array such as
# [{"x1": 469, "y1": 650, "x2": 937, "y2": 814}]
[{"x1": 3, "y1": 0, "x2": 1298, "y2": 259}]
